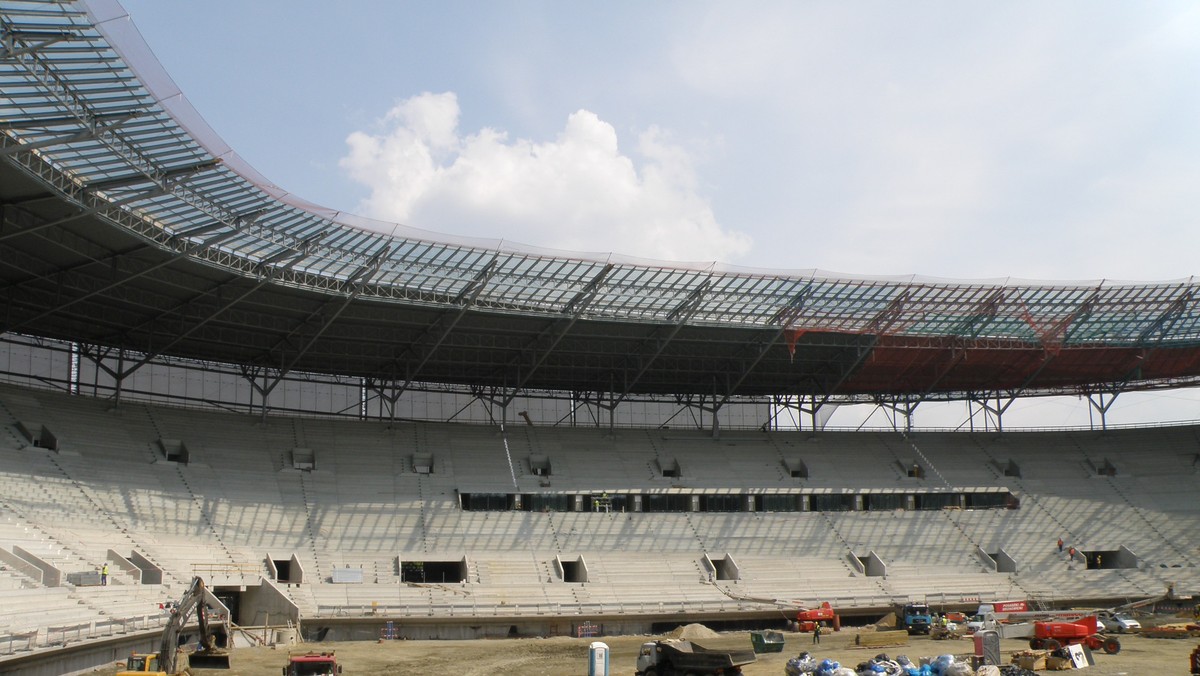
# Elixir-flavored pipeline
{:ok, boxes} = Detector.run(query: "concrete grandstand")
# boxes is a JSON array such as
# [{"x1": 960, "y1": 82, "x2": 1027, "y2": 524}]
[{"x1": 2, "y1": 1, "x2": 1199, "y2": 674}]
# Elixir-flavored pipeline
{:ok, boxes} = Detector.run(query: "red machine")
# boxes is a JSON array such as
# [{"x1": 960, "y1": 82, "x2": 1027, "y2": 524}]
[
  {"x1": 1029, "y1": 616, "x2": 1120, "y2": 654},
  {"x1": 283, "y1": 651, "x2": 342, "y2": 675},
  {"x1": 796, "y1": 602, "x2": 840, "y2": 632}
]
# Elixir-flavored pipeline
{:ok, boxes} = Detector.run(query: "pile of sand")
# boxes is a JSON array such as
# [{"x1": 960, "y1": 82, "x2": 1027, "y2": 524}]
[{"x1": 668, "y1": 623, "x2": 721, "y2": 639}]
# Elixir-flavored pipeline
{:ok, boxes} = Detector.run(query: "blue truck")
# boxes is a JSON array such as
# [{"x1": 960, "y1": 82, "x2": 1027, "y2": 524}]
[{"x1": 901, "y1": 602, "x2": 934, "y2": 635}]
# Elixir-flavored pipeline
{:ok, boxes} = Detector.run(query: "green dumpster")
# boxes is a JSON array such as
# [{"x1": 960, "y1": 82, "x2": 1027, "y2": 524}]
[{"x1": 750, "y1": 630, "x2": 785, "y2": 653}]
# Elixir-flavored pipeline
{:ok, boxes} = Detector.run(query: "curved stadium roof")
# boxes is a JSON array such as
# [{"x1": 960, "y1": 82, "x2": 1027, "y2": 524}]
[{"x1": 3, "y1": 0, "x2": 1200, "y2": 404}]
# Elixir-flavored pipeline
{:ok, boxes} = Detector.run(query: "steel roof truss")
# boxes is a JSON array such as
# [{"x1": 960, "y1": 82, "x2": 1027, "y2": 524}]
[
  {"x1": 115, "y1": 274, "x2": 276, "y2": 378},
  {"x1": 500, "y1": 264, "x2": 614, "y2": 405},
  {"x1": 610, "y1": 278, "x2": 712, "y2": 407},
  {"x1": 715, "y1": 282, "x2": 816, "y2": 412},
  {"x1": 257, "y1": 251, "x2": 391, "y2": 391},
  {"x1": 0, "y1": 109, "x2": 138, "y2": 156},
  {"x1": 0, "y1": 28, "x2": 75, "y2": 60},
  {"x1": 377, "y1": 257, "x2": 500, "y2": 393},
  {"x1": 0, "y1": 217, "x2": 245, "y2": 336}
]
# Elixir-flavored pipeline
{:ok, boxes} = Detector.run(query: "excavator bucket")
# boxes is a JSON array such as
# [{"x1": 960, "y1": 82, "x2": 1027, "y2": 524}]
[{"x1": 186, "y1": 651, "x2": 232, "y2": 670}]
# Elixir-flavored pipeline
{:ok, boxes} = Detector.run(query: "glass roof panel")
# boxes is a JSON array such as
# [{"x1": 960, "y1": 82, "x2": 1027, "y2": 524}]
[{"x1": 4, "y1": 0, "x2": 1200, "y2": 351}]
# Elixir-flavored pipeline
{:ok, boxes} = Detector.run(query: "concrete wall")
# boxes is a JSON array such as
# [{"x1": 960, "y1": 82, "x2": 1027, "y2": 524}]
[
  {"x1": 0, "y1": 631, "x2": 158, "y2": 676},
  {"x1": 12, "y1": 547, "x2": 59, "y2": 588},
  {"x1": 127, "y1": 551, "x2": 162, "y2": 585},
  {"x1": 239, "y1": 579, "x2": 300, "y2": 627},
  {"x1": 0, "y1": 549, "x2": 42, "y2": 584}
]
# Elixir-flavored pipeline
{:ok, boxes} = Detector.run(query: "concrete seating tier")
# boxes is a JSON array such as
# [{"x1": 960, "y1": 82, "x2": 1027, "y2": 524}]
[{"x1": 0, "y1": 383, "x2": 1197, "y2": 638}]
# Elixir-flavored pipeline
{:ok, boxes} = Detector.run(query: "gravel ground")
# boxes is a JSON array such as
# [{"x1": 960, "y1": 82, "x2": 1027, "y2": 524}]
[{"x1": 90, "y1": 626, "x2": 1197, "y2": 675}]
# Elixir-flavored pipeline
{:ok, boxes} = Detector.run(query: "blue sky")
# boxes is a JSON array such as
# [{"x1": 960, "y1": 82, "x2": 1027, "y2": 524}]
[{"x1": 117, "y1": 0, "x2": 1200, "y2": 281}]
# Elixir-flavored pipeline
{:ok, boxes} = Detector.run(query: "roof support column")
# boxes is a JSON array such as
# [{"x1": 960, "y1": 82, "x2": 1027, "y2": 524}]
[
  {"x1": 608, "y1": 374, "x2": 615, "y2": 436},
  {"x1": 557, "y1": 390, "x2": 602, "y2": 428},
  {"x1": 711, "y1": 377, "x2": 720, "y2": 439},
  {"x1": 238, "y1": 365, "x2": 279, "y2": 422},
  {"x1": 383, "y1": 380, "x2": 403, "y2": 424},
  {"x1": 1086, "y1": 390, "x2": 1120, "y2": 431},
  {"x1": 114, "y1": 346, "x2": 124, "y2": 408},
  {"x1": 874, "y1": 396, "x2": 918, "y2": 433},
  {"x1": 763, "y1": 395, "x2": 786, "y2": 431},
  {"x1": 967, "y1": 393, "x2": 1012, "y2": 433},
  {"x1": 76, "y1": 343, "x2": 141, "y2": 409},
  {"x1": 765, "y1": 394, "x2": 830, "y2": 432}
]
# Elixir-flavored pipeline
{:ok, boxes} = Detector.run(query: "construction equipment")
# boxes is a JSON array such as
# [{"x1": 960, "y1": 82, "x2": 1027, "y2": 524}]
[
  {"x1": 1028, "y1": 615, "x2": 1121, "y2": 654},
  {"x1": 796, "y1": 602, "x2": 839, "y2": 632},
  {"x1": 117, "y1": 654, "x2": 167, "y2": 674},
  {"x1": 283, "y1": 651, "x2": 342, "y2": 675},
  {"x1": 900, "y1": 602, "x2": 933, "y2": 635},
  {"x1": 116, "y1": 577, "x2": 232, "y2": 675},
  {"x1": 635, "y1": 639, "x2": 756, "y2": 675},
  {"x1": 1093, "y1": 588, "x2": 1176, "y2": 633},
  {"x1": 968, "y1": 607, "x2": 1091, "y2": 636}
]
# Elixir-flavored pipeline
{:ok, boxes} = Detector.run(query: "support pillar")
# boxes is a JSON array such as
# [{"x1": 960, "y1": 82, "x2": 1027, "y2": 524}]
[{"x1": 1086, "y1": 391, "x2": 1120, "y2": 431}]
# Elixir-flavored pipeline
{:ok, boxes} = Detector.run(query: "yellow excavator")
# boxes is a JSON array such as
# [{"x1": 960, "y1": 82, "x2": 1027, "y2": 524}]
[{"x1": 117, "y1": 577, "x2": 231, "y2": 674}]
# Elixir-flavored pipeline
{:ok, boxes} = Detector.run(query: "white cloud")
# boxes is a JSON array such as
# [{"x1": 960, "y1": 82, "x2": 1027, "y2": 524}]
[
  {"x1": 663, "y1": 3, "x2": 1200, "y2": 280},
  {"x1": 339, "y1": 92, "x2": 751, "y2": 263}
]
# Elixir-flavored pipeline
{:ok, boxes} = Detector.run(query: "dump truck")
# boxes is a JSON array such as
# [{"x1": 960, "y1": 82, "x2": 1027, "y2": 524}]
[
  {"x1": 117, "y1": 577, "x2": 231, "y2": 675},
  {"x1": 283, "y1": 651, "x2": 343, "y2": 675},
  {"x1": 900, "y1": 602, "x2": 934, "y2": 635},
  {"x1": 635, "y1": 639, "x2": 756, "y2": 675}
]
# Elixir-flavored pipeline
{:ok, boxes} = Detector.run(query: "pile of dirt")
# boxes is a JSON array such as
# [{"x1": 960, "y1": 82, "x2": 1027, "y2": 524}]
[
  {"x1": 669, "y1": 623, "x2": 721, "y2": 639},
  {"x1": 874, "y1": 612, "x2": 898, "y2": 629}
]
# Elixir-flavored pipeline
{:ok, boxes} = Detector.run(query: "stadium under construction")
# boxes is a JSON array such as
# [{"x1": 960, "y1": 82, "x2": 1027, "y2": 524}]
[{"x1": 1, "y1": 2, "x2": 1198, "y2": 675}]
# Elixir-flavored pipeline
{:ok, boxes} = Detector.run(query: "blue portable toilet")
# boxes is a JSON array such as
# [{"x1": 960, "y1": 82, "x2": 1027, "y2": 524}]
[{"x1": 588, "y1": 641, "x2": 609, "y2": 676}]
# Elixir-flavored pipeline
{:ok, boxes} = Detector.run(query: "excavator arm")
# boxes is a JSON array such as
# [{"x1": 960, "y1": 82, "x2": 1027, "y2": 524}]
[{"x1": 158, "y1": 577, "x2": 231, "y2": 673}]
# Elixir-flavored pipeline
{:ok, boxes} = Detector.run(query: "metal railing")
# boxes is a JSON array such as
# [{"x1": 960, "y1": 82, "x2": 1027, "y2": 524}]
[
  {"x1": 311, "y1": 591, "x2": 987, "y2": 620},
  {"x1": 0, "y1": 613, "x2": 169, "y2": 656}
]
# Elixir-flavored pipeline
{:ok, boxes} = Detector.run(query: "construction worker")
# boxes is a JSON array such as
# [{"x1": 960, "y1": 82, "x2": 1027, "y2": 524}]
[
  {"x1": 812, "y1": 622, "x2": 822, "y2": 644},
  {"x1": 101, "y1": 563, "x2": 109, "y2": 586}
]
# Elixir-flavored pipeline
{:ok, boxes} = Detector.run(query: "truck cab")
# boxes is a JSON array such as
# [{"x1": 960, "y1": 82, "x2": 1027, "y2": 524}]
[
  {"x1": 636, "y1": 642, "x2": 659, "y2": 674},
  {"x1": 901, "y1": 603, "x2": 933, "y2": 635},
  {"x1": 283, "y1": 651, "x2": 342, "y2": 676}
]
